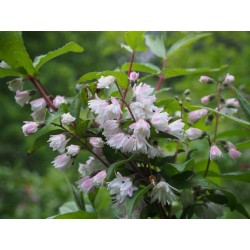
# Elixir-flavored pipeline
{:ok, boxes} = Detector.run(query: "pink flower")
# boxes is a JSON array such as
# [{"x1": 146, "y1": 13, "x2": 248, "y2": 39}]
[
  {"x1": 76, "y1": 176, "x2": 94, "y2": 193},
  {"x1": 66, "y1": 144, "x2": 80, "y2": 156},
  {"x1": 121, "y1": 135, "x2": 148, "y2": 154},
  {"x1": 52, "y1": 153, "x2": 73, "y2": 170},
  {"x1": 133, "y1": 83, "x2": 156, "y2": 106},
  {"x1": 129, "y1": 119, "x2": 151, "y2": 139},
  {"x1": 88, "y1": 94, "x2": 109, "y2": 114},
  {"x1": 129, "y1": 71, "x2": 140, "y2": 82},
  {"x1": 185, "y1": 128, "x2": 204, "y2": 140},
  {"x1": 30, "y1": 98, "x2": 46, "y2": 112},
  {"x1": 61, "y1": 112, "x2": 76, "y2": 125},
  {"x1": 224, "y1": 73, "x2": 235, "y2": 84},
  {"x1": 151, "y1": 111, "x2": 171, "y2": 132},
  {"x1": 199, "y1": 76, "x2": 214, "y2": 83},
  {"x1": 92, "y1": 170, "x2": 107, "y2": 186},
  {"x1": 106, "y1": 132, "x2": 128, "y2": 150},
  {"x1": 53, "y1": 95, "x2": 67, "y2": 109},
  {"x1": 15, "y1": 90, "x2": 31, "y2": 107},
  {"x1": 7, "y1": 78, "x2": 23, "y2": 92},
  {"x1": 102, "y1": 120, "x2": 121, "y2": 139},
  {"x1": 167, "y1": 119, "x2": 185, "y2": 138},
  {"x1": 228, "y1": 148, "x2": 241, "y2": 159},
  {"x1": 225, "y1": 98, "x2": 240, "y2": 108},
  {"x1": 97, "y1": 75, "x2": 116, "y2": 89},
  {"x1": 48, "y1": 134, "x2": 68, "y2": 153},
  {"x1": 188, "y1": 109, "x2": 208, "y2": 123},
  {"x1": 89, "y1": 137, "x2": 105, "y2": 148},
  {"x1": 22, "y1": 121, "x2": 39, "y2": 136},
  {"x1": 148, "y1": 145, "x2": 164, "y2": 159},
  {"x1": 210, "y1": 145, "x2": 223, "y2": 160}
]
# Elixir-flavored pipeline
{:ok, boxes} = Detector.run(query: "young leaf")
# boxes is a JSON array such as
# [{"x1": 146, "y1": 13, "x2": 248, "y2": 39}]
[
  {"x1": 167, "y1": 33, "x2": 211, "y2": 59},
  {"x1": 192, "y1": 105, "x2": 250, "y2": 128},
  {"x1": 0, "y1": 68, "x2": 23, "y2": 79},
  {"x1": 125, "y1": 31, "x2": 147, "y2": 51},
  {"x1": 145, "y1": 34, "x2": 166, "y2": 59},
  {"x1": 54, "y1": 211, "x2": 97, "y2": 219},
  {"x1": 33, "y1": 42, "x2": 84, "y2": 70},
  {"x1": 126, "y1": 184, "x2": 153, "y2": 218},
  {"x1": 231, "y1": 87, "x2": 250, "y2": 121},
  {"x1": 121, "y1": 63, "x2": 161, "y2": 74},
  {"x1": 0, "y1": 32, "x2": 36, "y2": 75}
]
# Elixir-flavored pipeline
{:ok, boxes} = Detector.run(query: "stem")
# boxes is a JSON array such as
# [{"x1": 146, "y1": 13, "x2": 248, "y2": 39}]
[
  {"x1": 204, "y1": 135, "x2": 212, "y2": 178},
  {"x1": 213, "y1": 83, "x2": 221, "y2": 143},
  {"x1": 28, "y1": 75, "x2": 57, "y2": 112},
  {"x1": 156, "y1": 203, "x2": 168, "y2": 219},
  {"x1": 155, "y1": 57, "x2": 167, "y2": 92}
]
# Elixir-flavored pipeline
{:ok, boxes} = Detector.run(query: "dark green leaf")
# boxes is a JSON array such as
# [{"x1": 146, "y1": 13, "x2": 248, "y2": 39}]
[
  {"x1": 232, "y1": 87, "x2": 250, "y2": 121},
  {"x1": 0, "y1": 32, "x2": 36, "y2": 75},
  {"x1": 72, "y1": 185, "x2": 85, "y2": 210},
  {"x1": 125, "y1": 31, "x2": 147, "y2": 51},
  {"x1": 45, "y1": 109, "x2": 64, "y2": 127},
  {"x1": 235, "y1": 203, "x2": 250, "y2": 219},
  {"x1": 121, "y1": 62, "x2": 161, "y2": 74},
  {"x1": 77, "y1": 71, "x2": 99, "y2": 83},
  {"x1": 126, "y1": 184, "x2": 153, "y2": 218},
  {"x1": 145, "y1": 34, "x2": 166, "y2": 58},
  {"x1": 70, "y1": 92, "x2": 83, "y2": 123},
  {"x1": 168, "y1": 159, "x2": 195, "y2": 172},
  {"x1": 0, "y1": 68, "x2": 22, "y2": 79},
  {"x1": 34, "y1": 42, "x2": 84, "y2": 70},
  {"x1": 54, "y1": 211, "x2": 97, "y2": 219},
  {"x1": 167, "y1": 33, "x2": 211, "y2": 59}
]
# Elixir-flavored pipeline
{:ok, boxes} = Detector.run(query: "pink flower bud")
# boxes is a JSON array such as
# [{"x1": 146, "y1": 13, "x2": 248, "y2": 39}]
[
  {"x1": 22, "y1": 121, "x2": 39, "y2": 136},
  {"x1": 15, "y1": 90, "x2": 31, "y2": 107},
  {"x1": 185, "y1": 128, "x2": 204, "y2": 140},
  {"x1": 201, "y1": 95, "x2": 210, "y2": 105},
  {"x1": 61, "y1": 112, "x2": 76, "y2": 125},
  {"x1": 228, "y1": 148, "x2": 241, "y2": 159},
  {"x1": 76, "y1": 177, "x2": 94, "y2": 193},
  {"x1": 30, "y1": 98, "x2": 46, "y2": 112},
  {"x1": 225, "y1": 98, "x2": 240, "y2": 108},
  {"x1": 188, "y1": 109, "x2": 208, "y2": 123},
  {"x1": 129, "y1": 71, "x2": 140, "y2": 82},
  {"x1": 199, "y1": 76, "x2": 214, "y2": 83},
  {"x1": 52, "y1": 153, "x2": 73, "y2": 170},
  {"x1": 48, "y1": 134, "x2": 68, "y2": 153},
  {"x1": 66, "y1": 144, "x2": 80, "y2": 156},
  {"x1": 53, "y1": 95, "x2": 67, "y2": 109},
  {"x1": 210, "y1": 145, "x2": 223, "y2": 160},
  {"x1": 92, "y1": 170, "x2": 107, "y2": 186},
  {"x1": 89, "y1": 137, "x2": 105, "y2": 148},
  {"x1": 224, "y1": 73, "x2": 235, "y2": 84}
]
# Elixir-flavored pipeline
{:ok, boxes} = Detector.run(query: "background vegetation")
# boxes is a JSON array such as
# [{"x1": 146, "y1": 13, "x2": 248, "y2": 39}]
[{"x1": 0, "y1": 31, "x2": 249, "y2": 218}]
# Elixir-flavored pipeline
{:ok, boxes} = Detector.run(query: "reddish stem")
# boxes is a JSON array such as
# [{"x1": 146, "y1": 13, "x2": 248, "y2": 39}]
[{"x1": 155, "y1": 58, "x2": 167, "y2": 92}]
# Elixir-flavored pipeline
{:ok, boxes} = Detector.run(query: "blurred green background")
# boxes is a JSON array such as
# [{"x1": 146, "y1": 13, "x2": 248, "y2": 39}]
[{"x1": 0, "y1": 31, "x2": 249, "y2": 218}]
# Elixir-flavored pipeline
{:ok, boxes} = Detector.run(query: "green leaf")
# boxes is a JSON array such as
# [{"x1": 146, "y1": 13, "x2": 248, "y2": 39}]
[
  {"x1": 192, "y1": 106, "x2": 250, "y2": 128},
  {"x1": 167, "y1": 33, "x2": 211, "y2": 59},
  {"x1": 0, "y1": 68, "x2": 22, "y2": 79},
  {"x1": 232, "y1": 87, "x2": 250, "y2": 121},
  {"x1": 207, "y1": 171, "x2": 250, "y2": 183},
  {"x1": 162, "y1": 65, "x2": 227, "y2": 79},
  {"x1": 121, "y1": 63, "x2": 161, "y2": 74},
  {"x1": 236, "y1": 140, "x2": 250, "y2": 150},
  {"x1": 54, "y1": 211, "x2": 97, "y2": 219},
  {"x1": 126, "y1": 184, "x2": 153, "y2": 218},
  {"x1": 72, "y1": 185, "x2": 85, "y2": 210},
  {"x1": 168, "y1": 159, "x2": 195, "y2": 172},
  {"x1": 59, "y1": 201, "x2": 78, "y2": 214},
  {"x1": 121, "y1": 43, "x2": 133, "y2": 53},
  {"x1": 106, "y1": 155, "x2": 135, "y2": 181},
  {"x1": 0, "y1": 32, "x2": 36, "y2": 75},
  {"x1": 70, "y1": 92, "x2": 83, "y2": 123},
  {"x1": 45, "y1": 109, "x2": 64, "y2": 127},
  {"x1": 27, "y1": 129, "x2": 63, "y2": 155},
  {"x1": 125, "y1": 31, "x2": 147, "y2": 51},
  {"x1": 145, "y1": 34, "x2": 166, "y2": 58},
  {"x1": 33, "y1": 42, "x2": 84, "y2": 70}
]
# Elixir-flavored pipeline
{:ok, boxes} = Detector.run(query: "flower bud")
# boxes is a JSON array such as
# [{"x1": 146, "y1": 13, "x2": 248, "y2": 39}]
[
  {"x1": 76, "y1": 177, "x2": 94, "y2": 193},
  {"x1": 188, "y1": 109, "x2": 208, "y2": 123},
  {"x1": 66, "y1": 144, "x2": 80, "y2": 156},
  {"x1": 30, "y1": 98, "x2": 46, "y2": 112},
  {"x1": 205, "y1": 113, "x2": 214, "y2": 126},
  {"x1": 210, "y1": 145, "x2": 223, "y2": 160},
  {"x1": 89, "y1": 137, "x2": 105, "y2": 148},
  {"x1": 228, "y1": 148, "x2": 241, "y2": 159},
  {"x1": 185, "y1": 97, "x2": 191, "y2": 102},
  {"x1": 53, "y1": 95, "x2": 67, "y2": 109},
  {"x1": 7, "y1": 78, "x2": 23, "y2": 92},
  {"x1": 22, "y1": 121, "x2": 39, "y2": 136},
  {"x1": 15, "y1": 90, "x2": 31, "y2": 107},
  {"x1": 92, "y1": 170, "x2": 107, "y2": 186},
  {"x1": 52, "y1": 153, "x2": 73, "y2": 170},
  {"x1": 48, "y1": 134, "x2": 68, "y2": 153},
  {"x1": 200, "y1": 94, "x2": 215, "y2": 105},
  {"x1": 61, "y1": 112, "x2": 76, "y2": 125},
  {"x1": 97, "y1": 75, "x2": 116, "y2": 89},
  {"x1": 183, "y1": 89, "x2": 191, "y2": 96},
  {"x1": 184, "y1": 107, "x2": 190, "y2": 113},
  {"x1": 199, "y1": 76, "x2": 214, "y2": 84},
  {"x1": 225, "y1": 98, "x2": 240, "y2": 108},
  {"x1": 129, "y1": 71, "x2": 140, "y2": 82},
  {"x1": 223, "y1": 73, "x2": 235, "y2": 84},
  {"x1": 185, "y1": 128, "x2": 204, "y2": 140}
]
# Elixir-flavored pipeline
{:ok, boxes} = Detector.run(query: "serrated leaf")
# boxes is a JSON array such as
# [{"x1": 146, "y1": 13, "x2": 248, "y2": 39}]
[
  {"x1": 34, "y1": 42, "x2": 84, "y2": 70},
  {"x1": 54, "y1": 211, "x2": 97, "y2": 219},
  {"x1": 106, "y1": 155, "x2": 135, "y2": 181},
  {"x1": 0, "y1": 32, "x2": 36, "y2": 75},
  {"x1": 121, "y1": 63, "x2": 161, "y2": 74},
  {"x1": 232, "y1": 87, "x2": 250, "y2": 121},
  {"x1": 167, "y1": 33, "x2": 211, "y2": 59},
  {"x1": 0, "y1": 67, "x2": 22, "y2": 79},
  {"x1": 162, "y1": 65, "x2": 227, "y2": 79},
  {"x1": 145, "y1": 34, "x2": 166, "y2": 58},
  {"x1": 192, "y1": 105, "x2": 250, "y2": 128},
  {"x1": 125, "y1": 31, "x2": 147, "y2": 51},
  {"x1": 126, "y1": 184, "x2": 153, "y2": 218}
]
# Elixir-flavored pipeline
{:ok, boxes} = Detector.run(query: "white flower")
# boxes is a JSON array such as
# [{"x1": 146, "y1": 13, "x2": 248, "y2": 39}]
[
  {"x1": 52, "y1": 153, "x2": 73, "y2": 170},
  {"x1": 92, "y1": 170, "x2": 107, "y2": 186},
  {"x1": 129, "y1": 119, "x2": 150, "y2": 139},
  {"x1": 22, "y1": 121, "x2": 39, "y2": 136},
  {"x1": 185, "y1": 128, "x2": 204, "y2": 140},
  {"x1": 15, "y1": 90, "x2": 31, "y2": 107},
  {"x1": 102, "y1": 120, "x2": 121, "y2": 139},
  {"x1": 88, "y1": 94, "x2": 109, "y2": 114},
  {"x1": 107, "y1": 172, "x2": 137, "y2": 203},
  {"x1": 121, "y1": 135, "x2": 148, "y2": 154},
  {"x1": 66, "y1": 144, "x2": 80, "y2": 156},
  {"x1": 76, "y1": 176, "x2": 94, "y2": 193},
  {"x1": 167, "y1": 119, "x2": 185, "y2": 138},
  {"x1": 97, "y1": 75, "x2": 116, "y2": 89},
  {"x1": 188, "y1": 109, "x2": 208, "y2": 123},
  {"x1": 106, "y1": 132, "x2": 128, "y2": 150},
  {"x1": 223, "y1": 73, "x2": 235, "y2": 84},
  {"x1": 30, "y1": 98, "x2": 46, "y2": 112},
  {"x1": 7, "y1": 78, "x2": 23, "y2": 92},
  {"x1": 127, "y1": 101, "x2": 153, "y2": 121},
  {"x1": 149, "y1": 181, "x2": 177, "y2": 206},
  {"x1": 148, "y1": 145, "x2": 165, "y2": 159},
  {"x1": 48, "y1": 134, "x2": 68, "y2": 153},
  {"x1": 0, "y1": 61, "x2": 11, "y2": 69},
  {"x1": 61, "y1": 112, "x2": 76, "y2": 125},
  {"x1": 129, "y1": 72, "x2": 140, "y2": 82},
  {"x1": 210, "y1": 145, "x2": 223, "y2": 160},
  {"x1": 151, "y1": 110, "x2": 171, "y2": 133},
  {"x1": 89, "y1": 137, "x2": 105, "y2": 148},
  {"x1": 53, "y1": 95, "x2": 67, "y2": 109},
  {"x1": 133, "y1": 83, "x2": 156, "y2": 106}
]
